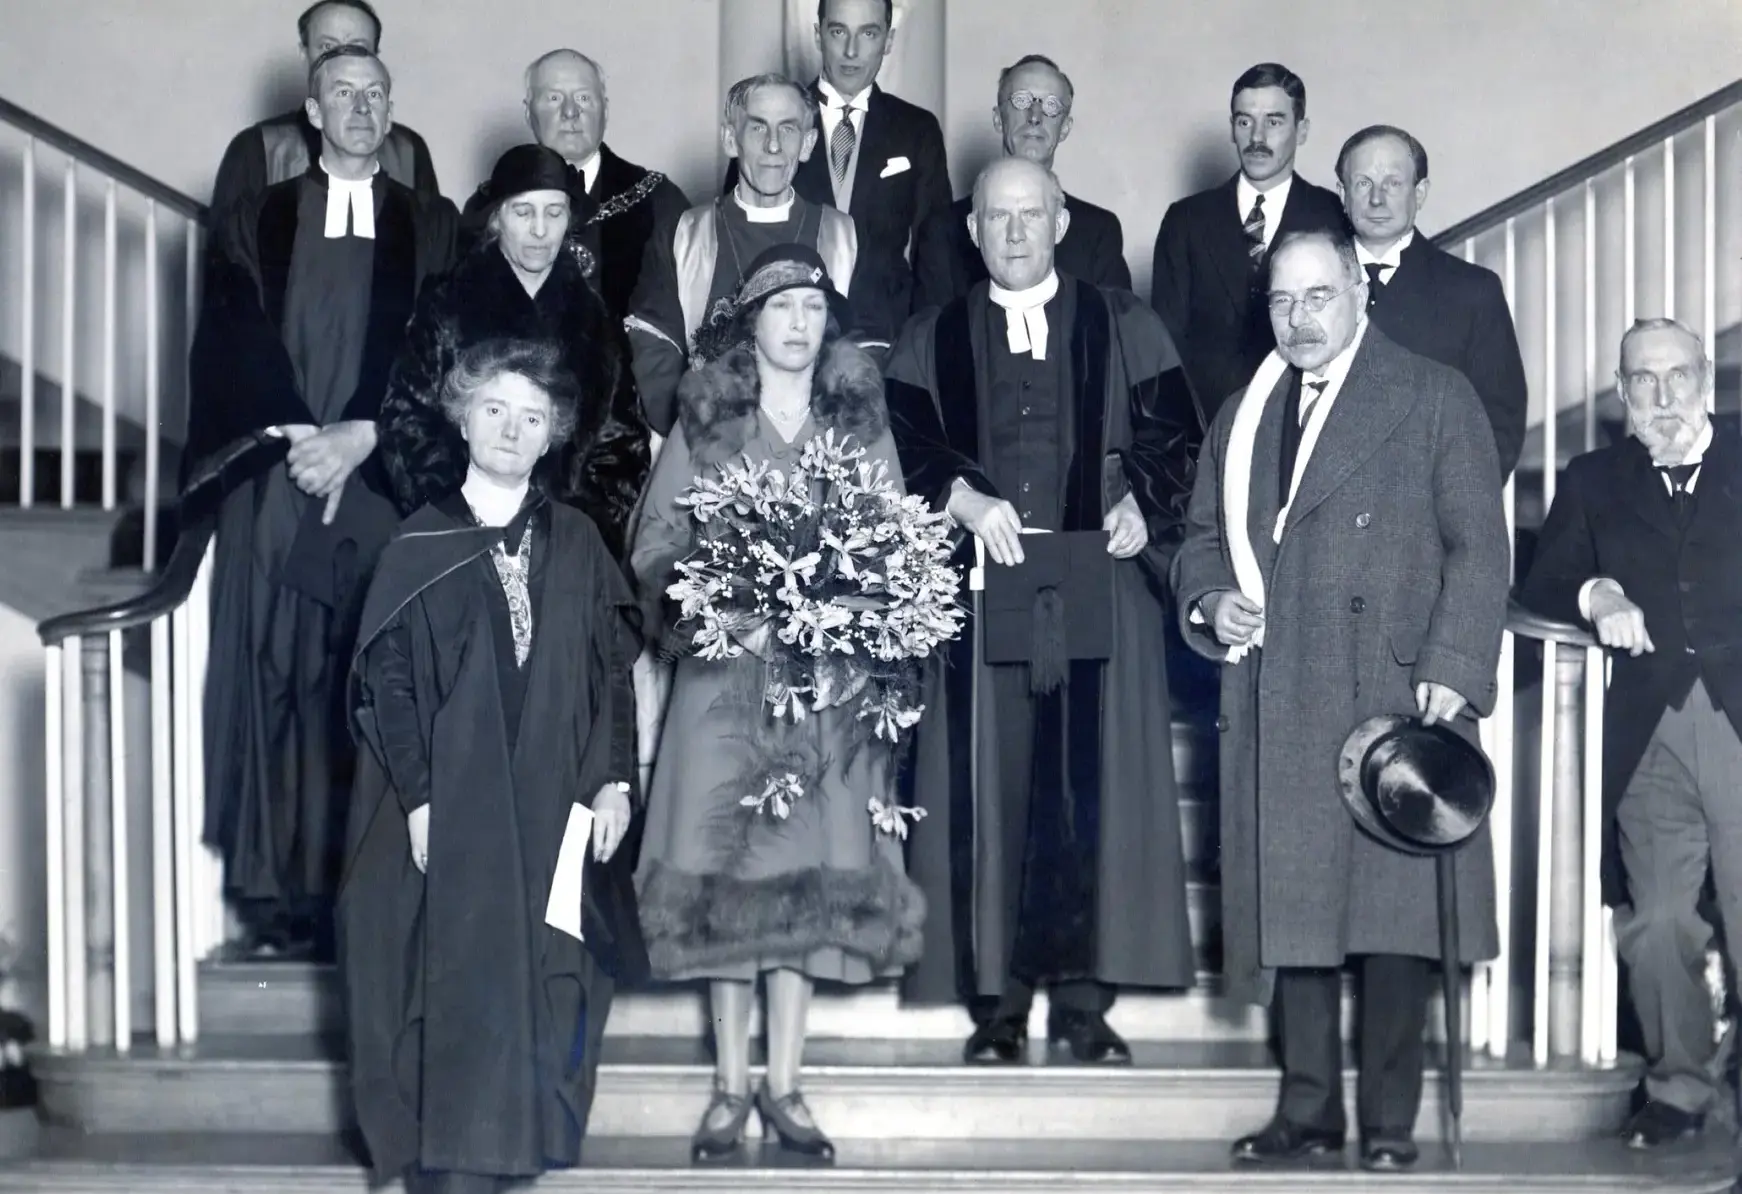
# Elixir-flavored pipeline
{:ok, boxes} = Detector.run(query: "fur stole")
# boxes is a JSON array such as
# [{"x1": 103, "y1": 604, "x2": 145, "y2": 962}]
[{"x1": 676, "y1": 338, "x2": 888, "y2": 465}]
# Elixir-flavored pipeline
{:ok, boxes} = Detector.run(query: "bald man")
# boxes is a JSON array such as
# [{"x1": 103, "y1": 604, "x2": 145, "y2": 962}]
[
  {"x1": 887, "y1": 157, "x2": 1200, "y2": 1066},
  {"x1": 493, "y1": 48, "x2": 688, "y2": 321}
]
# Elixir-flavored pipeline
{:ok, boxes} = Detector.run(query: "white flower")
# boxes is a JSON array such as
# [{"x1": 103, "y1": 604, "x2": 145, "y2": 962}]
[
  {"x1": 869, "y1": 797, "x2": 927, "y2": 839},
  {"x1": 743, "y1": 772, "x2": 804, "y2": 819}
]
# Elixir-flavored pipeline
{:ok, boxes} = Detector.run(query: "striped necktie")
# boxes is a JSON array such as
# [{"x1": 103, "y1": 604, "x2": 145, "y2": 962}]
[
  {"x1": 1243, "y1": 193, "x2": 1266, "y2": 270},
  {"x1": 830, "y1": 109, "x2": 857, "y2": 186}
]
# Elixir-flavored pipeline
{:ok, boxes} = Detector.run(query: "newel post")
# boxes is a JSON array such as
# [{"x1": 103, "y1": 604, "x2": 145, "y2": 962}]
[
  {"x1": 79, "y1": 636, "x2": 115, "y2": 1048},
  {"x1": 1547, "y1": 644, "x2": 1587, "y2": 1060}
]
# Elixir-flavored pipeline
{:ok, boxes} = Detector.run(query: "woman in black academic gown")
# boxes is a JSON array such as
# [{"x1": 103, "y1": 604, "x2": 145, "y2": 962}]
[
  {"x1": 340, "y1": 337, "x2": 648, "y2": 1194},
  {"x1": 376, "y1": 144, "x2": 650, "y2": 559}
]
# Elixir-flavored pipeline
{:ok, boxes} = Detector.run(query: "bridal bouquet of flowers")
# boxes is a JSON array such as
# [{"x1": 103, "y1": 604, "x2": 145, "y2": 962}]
[{"x1": 665, "y1": 430, "x2": 965, "y2": 837}]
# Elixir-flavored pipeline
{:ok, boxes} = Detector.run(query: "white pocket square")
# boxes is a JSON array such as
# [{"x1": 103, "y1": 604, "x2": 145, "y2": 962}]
[{"x1": 879, "y1": 156, "x2": 911, "y2": 179}]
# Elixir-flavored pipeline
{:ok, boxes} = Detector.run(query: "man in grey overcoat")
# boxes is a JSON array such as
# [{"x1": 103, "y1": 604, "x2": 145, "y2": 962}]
[{"x1": 1172, "y1": 226, "x2": 1510, "y2": 1172}]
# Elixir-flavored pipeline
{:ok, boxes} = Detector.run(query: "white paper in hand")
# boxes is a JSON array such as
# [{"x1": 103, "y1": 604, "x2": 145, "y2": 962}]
[{"x1": 544, "y1": 803, "x2": 596, "y2": 941}]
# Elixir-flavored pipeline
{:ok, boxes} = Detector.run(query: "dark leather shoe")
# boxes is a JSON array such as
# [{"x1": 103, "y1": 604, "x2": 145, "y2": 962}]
[
  {"x1": 1230, "y1": 1119, "x2": 1345, "y2": 1164},
  {"x1": 1359, "y1": 1134, "x2": 1419, "y2": 1171},
  {"x1": 964, "y1": 1017, "x2": 1027, "y2": 1065},
  {"x1": 1623, "y1": 1100, "x2": 1703, "y2": 1149},
  {"x1": 1046, "y1": 1009, "x2": 1132, "y2": 1065}
]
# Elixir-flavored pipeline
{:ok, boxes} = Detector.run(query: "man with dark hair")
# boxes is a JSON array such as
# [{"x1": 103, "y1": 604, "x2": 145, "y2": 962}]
[
  {"x1": 1336, "y1": 124, "x2": 1527, "y2": 477},
  {"x1": 208, "y1": 1, "x2": 439, "y2": 225},
  {"x1": 1174, "y1": 225, "x2": 1508, "y2": 1171},
  {"x1": 723, "y1": 0, "x2": 949, "y2": 349},
  {"x1": 1151, "y1": 63, "x2": 1345, "y2": 419},
  {"x1": 889, "y1": 157, "x2": 1200, "y2": 1069},
  {"x1": 499, "y1": 48, "x2": 689, "y2": 322},
  {"x1": 1520, "y1": 319, "x2": 1742, "y2": 1150},
  {"x1": 626, "y1": 74, "x2": 857, "y2": 443},
  {"x1": 190, "y1": 46, "x2": 458, "y2": 959},
  {"x1": 912, "y1": 53, "x2": 1131, "y2": 311}
]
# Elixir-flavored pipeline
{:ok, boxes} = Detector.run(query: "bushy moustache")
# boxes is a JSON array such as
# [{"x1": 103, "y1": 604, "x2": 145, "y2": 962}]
[{"x1": 1284, "y1": 330, "x2": 1326, "y2": 347}]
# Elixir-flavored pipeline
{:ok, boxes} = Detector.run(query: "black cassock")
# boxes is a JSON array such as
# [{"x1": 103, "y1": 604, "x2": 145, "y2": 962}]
[
  {"x1": 340, "y1": 497, "x2": 647, "y2": 1183},
  {"x1": 188, "y1": 168, "x2": 456, "y2": 916}
]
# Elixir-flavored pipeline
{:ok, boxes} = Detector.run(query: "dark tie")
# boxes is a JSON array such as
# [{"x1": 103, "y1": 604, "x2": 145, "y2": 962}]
[
  {"x1": 1364, "y1": 262, "x2": 1387, "y2": 309},
  {"x1": 1243, "y1": 193, "x2": 1267, "y2": 271},
  {"x1": 1279, "y1": 375, "x2": 1330, "y2": 503},
  {"x1": 1659, "y1": 462, "x2": 1700, "y2": 524},
  {"x1": 830, "y1": 107, "x2": 857, "y2": 186}
]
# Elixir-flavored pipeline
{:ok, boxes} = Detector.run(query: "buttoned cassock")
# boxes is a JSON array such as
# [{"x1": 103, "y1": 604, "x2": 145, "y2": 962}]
[{"x1": 1171, "y1": 324, "x2": 1510, "y2": 1005}]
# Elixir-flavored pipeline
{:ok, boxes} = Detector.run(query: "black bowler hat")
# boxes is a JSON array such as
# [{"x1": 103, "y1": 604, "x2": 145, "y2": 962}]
[{"x1": 1336, "y1": 715, "x2": 1495, "y2": 855}]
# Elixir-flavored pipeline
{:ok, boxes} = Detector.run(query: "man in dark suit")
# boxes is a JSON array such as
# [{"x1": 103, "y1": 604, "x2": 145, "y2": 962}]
[
  {"x1": 209, "y1": 1, "x2": 439, "y2": 227},
  {"x1": 1151, "y1": 63, "x2": 1345, "y2": 419},
  {"x1": 725, "y1": 0, "x2": 950, "y2": 347},
  {"x1": 515, "y1": 48, "x2": 690, "y2": 322},
  {"x1": 1337, "y1": 125, "x2": 1527, "y2": 477},
  {"x1": 1519, "y1": 318, "x2": 1742, "y2": 1150},
  {"x1": 912, "y1": 54, "x2": 1131, "y2": 311}
]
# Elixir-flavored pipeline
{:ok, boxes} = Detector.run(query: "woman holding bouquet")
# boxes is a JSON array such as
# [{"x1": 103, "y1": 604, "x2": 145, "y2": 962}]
[{"x1": 632, "y1": 244, "x2": 932, "y2": 1164}]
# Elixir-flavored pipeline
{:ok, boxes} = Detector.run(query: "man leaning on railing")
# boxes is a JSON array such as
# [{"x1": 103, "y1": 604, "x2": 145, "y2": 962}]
[{"x1": 1517, "y1": 316, "x2": 1742, "y2": 1150}]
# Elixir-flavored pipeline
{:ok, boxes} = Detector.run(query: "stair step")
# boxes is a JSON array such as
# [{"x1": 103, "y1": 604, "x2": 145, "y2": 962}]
[
  {"x1": 6, "y1": 1132, "x2": 1736, "y2": 1193},
  {"x1": 31, "y1": 1035, "x2": 1638, "y2": 1144}
]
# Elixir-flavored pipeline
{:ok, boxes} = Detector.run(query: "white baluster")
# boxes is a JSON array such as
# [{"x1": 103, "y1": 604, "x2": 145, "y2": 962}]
[
  {"x1": 144, "y1": 202, "x2": 159, "y2": 570},
  {"x1": 102, "y1": 179, "x2": 117, "y2": 511},
  {"x1": 150, "y1": 618, "x2": 175, "y2": 1047},
  {"x1": 190, "y1": 543, "x2": 223, "y2": 966},
  {"x1": 20, "y1": 138, "x2": 36, "y2": 509},
  {"x1": 1583, "y1": 181, "x2": 1597, "y2": 452},
  {"x1": 1701, "y1": 116, "x2": 1716, "y2": 414},
  {"x1": 1591, "y1": 658, "x2": 1618, "y2": 1065},
  {"x1": 171, "y1": 601, "x2": 197, "y2": 1044},
  {"x1": 1623, "y1": 156, "x2": 1636, "y2": 328},
  {"x1": 60, "y1": 158, "x2": 76, "y2": 510},
  {"x1": 1533, "y1": 641, "x2": 1555, "y2": 1068},
  {"x1": 1579, "y1": 645, "x2": 1605, "y2": 1066},
  {"x1": 109, "y1": 629, "x2": 131, "y2": 1053},
  {"x1": 44, "y1": 643, "x2": 65, "y2": 1048},
  {"x1": 64, "y1": 634, "x2": 86, "y2": 1050},
  {"x1": 1662, "y1": 137, "x2": 1675, "y2": 322},
  {"x1": 1545, "y1": 203, "x2": 1558, "y2": 485}
]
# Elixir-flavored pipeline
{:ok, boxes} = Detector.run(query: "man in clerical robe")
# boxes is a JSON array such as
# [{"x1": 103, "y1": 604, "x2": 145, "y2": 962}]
[
  {"x1": 189, "y1": 46, "x2": 458, "y2": 958},
  {"x1": 912, "y1": 54, "x2": 1132, "y2": 311},
  {"x1": 625, "y1": 73, "x2": 857, "y2": 442},
  {"x1": 207, "y1": 1, "x2": 439, "y2": 228},
  {"x1": 886, "y1": 158, "x2": 1200, "y2": 1065},
  {"x1": 462, "y1": 48, "x2": 688, "y2": 323}
]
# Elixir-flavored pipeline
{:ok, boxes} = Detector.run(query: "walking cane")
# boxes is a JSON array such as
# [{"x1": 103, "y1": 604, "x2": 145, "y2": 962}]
[{"x1": 1436, "y1": 850, "x2": 1464, "y2": 1170}]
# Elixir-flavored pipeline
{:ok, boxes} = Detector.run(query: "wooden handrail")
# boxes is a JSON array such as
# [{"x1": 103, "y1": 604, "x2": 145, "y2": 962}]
[
  {"x1": 1505, "y1": 597, "x2": 1597, "y2": 649},
  {"x1": 1435, "y1": 77, "x2": 1742, "y2": 247},
  {"x1": 36, "y1": 432, "x2": 287, "y2": 646},
  {"x1": 0, "y1": 94, "x2": 207, "y2": 222}
]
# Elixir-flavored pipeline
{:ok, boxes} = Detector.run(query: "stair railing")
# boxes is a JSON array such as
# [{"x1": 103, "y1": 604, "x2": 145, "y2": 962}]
[
  {"x1": 37, "y1": 432, "x2": 281, "y2": 1052},
  {"x1": 1, "y1": 94, "x2": 207, "y2": 568},
  {"x1": 1437, "y1": 78, "x2": 1741, "y2": 1068}
]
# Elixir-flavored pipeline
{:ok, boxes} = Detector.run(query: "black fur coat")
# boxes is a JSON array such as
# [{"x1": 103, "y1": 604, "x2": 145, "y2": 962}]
[{"x1": 376, "y1": 247, "x2": 651, "y2": 558}]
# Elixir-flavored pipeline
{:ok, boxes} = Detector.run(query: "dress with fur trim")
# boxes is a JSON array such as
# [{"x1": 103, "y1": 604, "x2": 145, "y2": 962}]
[{"x1": 629, "y1": 338, "x2": 925, "y2": 982}]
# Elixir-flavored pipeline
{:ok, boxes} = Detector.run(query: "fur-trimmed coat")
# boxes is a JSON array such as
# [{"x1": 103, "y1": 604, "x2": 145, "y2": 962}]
[
  {"x1": 376, "y1": 247, "x2": 651, "y2": 558},
  {"x1": 627, "y1": 338, "x2": 926, "y2": 981}
]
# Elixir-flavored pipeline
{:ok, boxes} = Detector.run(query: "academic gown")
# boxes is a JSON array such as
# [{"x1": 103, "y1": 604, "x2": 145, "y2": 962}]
[
  {"x1": 188, "y1": 168, "x2": 456, "y2": 909},
  {"x1": 340, "y1": 498, "x2": 648, "y2": 1183},
  {"x1": 884, "y1": 276, "x2": 1201, "y2": 1002}
]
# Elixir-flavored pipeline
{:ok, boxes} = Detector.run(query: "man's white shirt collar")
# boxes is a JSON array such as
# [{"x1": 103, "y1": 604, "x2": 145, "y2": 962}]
[
  {"x1": 1299, "y1": 316, "x2": 1370, "y2": 423},
  {"x1": 734, "y1": 186, "x2": 795, "y2": 223},
  {"x1": 1356, "y1": 227, "x2": 1416, "y2": 277},
  {"x1": 987, "y1": 270, "x2": 1059, "y2": 361},
  {"x1": 818, "y1": 78, "x2": 871, "y2": 114},
  {"x1": 1236, "y1": 171, "x2": 1293, "y2": 239},
  {"x1": 570, "y1": 150, "x2": 602, "y2": 195},
  {"x1": 321, "y1": 157, "x2": 378, "y2": 239}
]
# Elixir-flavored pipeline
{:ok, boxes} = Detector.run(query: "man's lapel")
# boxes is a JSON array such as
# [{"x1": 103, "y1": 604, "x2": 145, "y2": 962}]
[
  {"x1": 1206, "y1": 174, "x2": 1255, "y2": 311},
  {"x1": 1685, "y1": 426, "x2": 1738, "y2": 547},
  {"x1": 1378, "y1": 234, "x2": 1435, "y2": 309},
  {"x1": 1246, "y1": 371, "x2": 1289, "y2": 582},
  {"x1": 1283, "y1": 327, "x2": 1421, "y2": 532},
  {"x1": 793, "y1": 81, "x2": 835, "y2": 204}
]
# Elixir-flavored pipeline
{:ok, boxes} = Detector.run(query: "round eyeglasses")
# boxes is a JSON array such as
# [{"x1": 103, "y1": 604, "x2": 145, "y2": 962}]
[{"x1": 1008, "y1": 90, "x2": 1068, "y2": 118}]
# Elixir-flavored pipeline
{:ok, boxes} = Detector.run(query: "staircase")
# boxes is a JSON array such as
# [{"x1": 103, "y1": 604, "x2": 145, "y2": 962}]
[{"x1": 5, "y1": 68, "x2": 1742, "y2": 1194}]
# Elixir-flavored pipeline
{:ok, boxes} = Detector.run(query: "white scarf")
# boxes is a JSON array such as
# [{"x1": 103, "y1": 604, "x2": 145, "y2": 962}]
[
  {"x1": 321, "y1": 157, "x2": 378, "y2": 239},
  {"x1": 988, "y1": 271, "x2": 1058, "y2": 360},
  {"x1": 1219, "y1": 351, "x2": 1341, "y2": 662}
]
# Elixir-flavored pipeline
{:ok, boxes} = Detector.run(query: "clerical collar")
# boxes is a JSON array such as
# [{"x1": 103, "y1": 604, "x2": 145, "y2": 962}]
[
  {"x1": 734, "y1": 186, "x2": 795, "y2": 223},
  {"x1": 1356, "y1": 227, "x2": 1416, "y2": 270},
  {"x1": 818, "y1": 77, "x2": 871, "y2": 113},
  {"x1": 320, "y1": 156, "x2": 379, "y2": 240},
  {"x1": 988, "y1": 270, "x2": 1060, "y2": 361},
  {"x1": 569, "y1": 149, "x2": 602, "y2": 194}
]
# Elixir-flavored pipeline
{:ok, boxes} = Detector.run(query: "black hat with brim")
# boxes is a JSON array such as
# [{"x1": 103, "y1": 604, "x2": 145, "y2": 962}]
[{"x1": 1337, "y1": 714, "x2": 1495, "y2": 856}]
